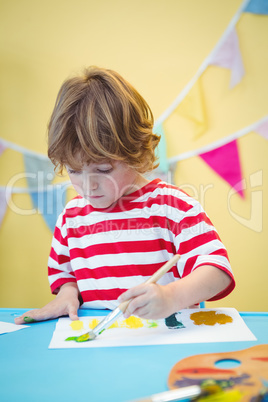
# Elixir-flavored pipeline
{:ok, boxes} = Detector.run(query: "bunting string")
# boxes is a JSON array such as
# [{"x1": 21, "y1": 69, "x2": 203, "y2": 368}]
[
  {"x1": 154, "y1": 0, "x2": 268, "y2": 199},
  {"x1": 1, "y1": 0, "x2": 268, "y2": 230},
  {"x1": 168, "y1": 115, "x2": 268, "y2": 165},
  {"x1": 1, "y1": 113, "x2": 267, "y2": 196},
  {"x1": 0, "y1": 181, "x2": 71, "y2": 194},
  {"x1": 154, "y1": 0, "x2": 250, "y2": 127},
  {"x1": 0, "y1": 138, "x2": 49, "y2": 159}
]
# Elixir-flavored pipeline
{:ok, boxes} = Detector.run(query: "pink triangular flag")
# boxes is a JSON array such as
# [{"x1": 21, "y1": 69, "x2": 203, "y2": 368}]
[
  {"x1": 209, "y1": 28, "x2": 245, "y2": 88},
  {"x1": 200, "y1": 140, "x2": 244, "y2": 197},
  {"x1": 254, "y1": 118, "x2": 268, "y2": 140}
]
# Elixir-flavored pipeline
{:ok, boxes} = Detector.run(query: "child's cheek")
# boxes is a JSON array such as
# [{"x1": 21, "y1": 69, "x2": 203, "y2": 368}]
[{"x1": 71, "y1": 180, "x2": 84, "y2": 197}]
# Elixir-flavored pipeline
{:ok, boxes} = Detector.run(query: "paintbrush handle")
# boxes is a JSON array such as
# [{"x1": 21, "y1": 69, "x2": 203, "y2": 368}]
[
  {"x1": 130, "y1": 385, "x2": 201, "y2": 402},
  {"x1": 89, "y1": 254, "x2": 181, "y2": 338},
  {"x1": 144, "y1": 254, "x2": 180, "y2": 285},
  {"x1": 119, "y1": 254, "x2": 180, "y2": 313}
]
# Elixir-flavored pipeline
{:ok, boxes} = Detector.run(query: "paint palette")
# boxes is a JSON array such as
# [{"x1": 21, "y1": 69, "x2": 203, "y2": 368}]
[{"x1": 168, "y1": 344, "x2": 268, "y2": 401}]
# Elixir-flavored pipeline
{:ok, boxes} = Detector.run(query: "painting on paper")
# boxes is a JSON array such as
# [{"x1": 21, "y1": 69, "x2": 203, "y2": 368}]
[{"x1": 48, "y1": 308, "x2": 256, "y2": 349}]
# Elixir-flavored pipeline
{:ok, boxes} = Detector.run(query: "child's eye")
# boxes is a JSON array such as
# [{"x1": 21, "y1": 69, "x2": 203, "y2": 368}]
[
  {"x1": 67, "y1": 169, "x2": 81, "y2": 175},
  {"x1": 97, "y1": 168, "x2": 113, "y2": 174}
]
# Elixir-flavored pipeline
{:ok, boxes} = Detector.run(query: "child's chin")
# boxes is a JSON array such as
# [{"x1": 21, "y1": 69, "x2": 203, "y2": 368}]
[{"x1": 87, "y1": 198, "x2": 115, "y2": 210}]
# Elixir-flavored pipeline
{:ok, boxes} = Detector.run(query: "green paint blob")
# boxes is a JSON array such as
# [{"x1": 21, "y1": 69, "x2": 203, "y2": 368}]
[
  {"x1": 165, "y1": 313, "x2": 185, "y2": 329},
  {"x1": 65, "y1": 336, "x2": 78, "y2": 341},
  {"x1": 65, "y1": 333, "x2": 91, "y2": 342},
  {"x1": 23, "y1": 316, "x2": 36, "y2": 323},
  {"x1": 65, "y1": 332, "x2": 95, "y2": 342},
  {"x1": 65, "y1": 331, "x2": 96, "y2": 342},
  {"x1": 75, "y1": 333, "x2": 91, "y2": 342},
  {"x1": 148, "y1": 321, "x2": 158, "y2": 328}
]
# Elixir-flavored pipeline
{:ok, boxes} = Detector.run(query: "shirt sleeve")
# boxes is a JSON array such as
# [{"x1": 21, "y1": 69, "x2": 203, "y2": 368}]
[
  {"x1": 48, "y1": 211, "x2": 77, "y2": 294},
  {"x1": 174, "y1": 203, "x2": 235, "y2": 301}
]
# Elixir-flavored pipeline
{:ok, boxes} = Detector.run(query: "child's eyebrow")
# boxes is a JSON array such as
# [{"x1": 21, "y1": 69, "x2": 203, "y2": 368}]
[
  {"x1": 91, "y1": 161, "x2": 113, "y2": 167},
  {"x1": 65, "y1": 165, "x2": 82, "y2": 171}
]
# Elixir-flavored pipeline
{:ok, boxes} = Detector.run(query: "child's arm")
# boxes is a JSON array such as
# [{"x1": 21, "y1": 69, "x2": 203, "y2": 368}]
[
  {"x1": 14, "y1": 282, "x2": 80, "y2": 324},
  {"x1": 118, "y1": 265, "x2": 232, "y2": 320}
]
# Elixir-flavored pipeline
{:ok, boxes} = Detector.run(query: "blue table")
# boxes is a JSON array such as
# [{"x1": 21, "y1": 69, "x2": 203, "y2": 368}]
[{"x1": 0, "y1": 309, "x2": 267, "y2": 402}]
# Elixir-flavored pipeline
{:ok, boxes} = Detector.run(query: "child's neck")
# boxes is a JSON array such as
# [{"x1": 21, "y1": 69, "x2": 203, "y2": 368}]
[{"x1": 124, "y1": 174, "x2": 149, "y2": 196}]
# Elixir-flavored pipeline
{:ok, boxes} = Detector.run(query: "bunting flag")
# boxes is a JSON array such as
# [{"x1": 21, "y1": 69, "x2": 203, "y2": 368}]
[
  {"x1": 0, "y1": 137, "x2": 71, "y2": 232},
  {"x1": 0, "y1": 142, "x2": 7, "y2": 156},
  {"x1": 1, "y1": 114, "x2": 268, "y2": 231},
  {"x1": 31, "y1": 185, "x2": 67, "y2": 232},
  {"x1": 168, "y1": 115, "x2": 268, "y2": 166},
  {"x1": 199, "y1": 140, "x2": 244, "y2": 197},
  {"x1": 0, "y1": 188, "x2": 11, "y2": 227},
  {"x1": 244, "y1": 0, "x2": 268, "y2": 14},
  {"x1": 23, "y1": 154, "x2": 56, "y2": 218},
  {"x1": 175, "y1": 76, "x2": 208, "y2": 138},
  {"x1": 0, "y1": 137, "x2": 49, "y2": 159},
  {"x1": 254, "y1": 117, "x2": 268, "y2": 140},
  {"x1": 23, "y1": 154, "x2": 55, "y2": 189},
  {"x1": 153, "y1": 123, "x2": 169, "y2": 173},
  {"x1": 154, "y1": 0, "x2": 249, "y2": 130},
  {"x1": 208, "y1": 28, "x2": 245, "y2": 88},
  {"x1": 168, "y1": 115, "x2": 268, "y2": 197},
  {"x1": 1, "y1": 0, "x2": 267, "y2": 234}
]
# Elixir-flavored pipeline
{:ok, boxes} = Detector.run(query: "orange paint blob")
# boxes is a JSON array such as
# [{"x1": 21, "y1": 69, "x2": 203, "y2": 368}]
[
  {"x1": 175, "y1": 367, "x2": 236, "y2": 375},
  {"x1": 190, "y1": 311, "x2": 233, "y2": 326},
  {"x1": 251, "y1": 357, "x2": 268, "y2": 361}
]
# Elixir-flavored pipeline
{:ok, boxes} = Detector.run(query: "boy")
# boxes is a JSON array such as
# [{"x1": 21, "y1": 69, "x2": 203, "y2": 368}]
[{"x1": 15, "y1": 66, "x2": 234, "y2": 325}]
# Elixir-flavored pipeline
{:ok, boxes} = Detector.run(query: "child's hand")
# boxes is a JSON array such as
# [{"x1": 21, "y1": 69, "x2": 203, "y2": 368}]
[
  {"x1": 118, "y1": 283, "x2": 174, "y2": 320},
  {"x1": 14, "y1": 283, "x2": 80, "y2": 325},
  {"x1": 118, "y1": 265, "x2": 232, "y2": 321},
  {"x1": 14, "y1": 297, "x2": 79, "y2": 325}
]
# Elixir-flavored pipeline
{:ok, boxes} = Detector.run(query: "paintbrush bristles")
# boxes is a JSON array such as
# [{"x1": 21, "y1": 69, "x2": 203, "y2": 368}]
[
  {"x1": 130, "y1": 385, "x2": 201, "y2": 401},
  {"x1": 129, "y1": 380, "x2": 227, "y2": 401}
]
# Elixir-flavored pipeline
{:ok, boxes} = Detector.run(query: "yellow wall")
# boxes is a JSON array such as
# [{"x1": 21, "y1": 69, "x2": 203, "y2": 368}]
[{"x1": 0, "y1": 0, "x2": 267, "y2": 311}]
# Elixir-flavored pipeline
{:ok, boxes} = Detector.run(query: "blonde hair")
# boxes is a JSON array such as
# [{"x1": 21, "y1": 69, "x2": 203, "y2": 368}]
[{"x1": 48, "y1": 66, "x2": 160, "y2": 174}]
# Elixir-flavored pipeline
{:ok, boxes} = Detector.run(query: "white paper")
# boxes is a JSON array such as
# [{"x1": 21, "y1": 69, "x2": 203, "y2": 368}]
[
  {"x1": 0, "y1": 321, "x2": 29, "y2": 335},
  {"x1": 49, "y1": 308, "x2": 256, "y2": 349}
]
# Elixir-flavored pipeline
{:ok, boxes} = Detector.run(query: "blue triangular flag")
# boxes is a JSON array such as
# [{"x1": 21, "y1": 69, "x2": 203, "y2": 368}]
[
  {"x1": 244, "y1": 0, "x2": 268, "y2": 14},
  {"x1": 31, "y1": 185, "x2": 67, "y2": 232},
  {"x1": 153, "y1": 123, "x2": 169, "y2": 173},
  {"x1": 23, "y1": 154, "x2": 55, "y2": 189}
]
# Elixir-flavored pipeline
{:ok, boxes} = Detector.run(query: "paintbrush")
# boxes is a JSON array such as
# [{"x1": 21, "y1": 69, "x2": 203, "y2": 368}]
[
  {"x1": 73, "y1": 254, "x2": 180, "y2": 342},
  {"x1": 129, "y1": 382, "x2": 226, "y2": 402}
]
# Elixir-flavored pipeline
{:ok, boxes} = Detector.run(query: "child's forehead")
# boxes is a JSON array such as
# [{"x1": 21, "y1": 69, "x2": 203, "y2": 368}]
[
  {"x1": 85, "y1": 160, "x2": 114, "y2": 168},
  {"x1": 66, "y1": 149, "x2": 111, "y2": 164},
  {"x1": 65, "y1": 158, "x2": 114, "y2": 169}
]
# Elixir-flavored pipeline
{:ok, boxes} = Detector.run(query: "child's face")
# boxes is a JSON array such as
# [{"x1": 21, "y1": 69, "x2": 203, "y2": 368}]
[{"x1": 66, "y1": 160, "x2": 143, "y2": 209}]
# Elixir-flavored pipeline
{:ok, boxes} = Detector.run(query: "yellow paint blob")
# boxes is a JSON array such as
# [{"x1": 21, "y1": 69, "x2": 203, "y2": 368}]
[
  {"x1": 190, "y1": 311, "x2": 233, "y2": 326},
  {"x1": 121, "y1": 316, "x2": 144, "y2": 329},
  {"x1": 108, "y1": 321, "x2": 119, "y2": 329},
  {"x1": 86, "y1": 316, "x2": 145, "y2": 331},
  {"x1": 197, "y1": 389, "x2": 243, "y2": 402},
  {"x1": 88, "y1": 318, "x2": 100, "y2": 329},
  {"x1": 70, "y1": 320, "x2": 84, "y2": 331}
]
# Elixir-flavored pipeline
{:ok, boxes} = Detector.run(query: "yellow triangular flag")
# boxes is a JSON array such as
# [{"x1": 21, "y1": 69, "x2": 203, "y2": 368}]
[{"x1": 175, "y1": 76, "x2": 208, "y2": 138}]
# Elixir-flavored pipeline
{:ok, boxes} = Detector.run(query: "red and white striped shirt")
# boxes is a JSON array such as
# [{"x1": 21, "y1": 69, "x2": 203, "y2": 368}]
[{"x1": 48, "y1": 179, "x2": 235, "y2": 310}]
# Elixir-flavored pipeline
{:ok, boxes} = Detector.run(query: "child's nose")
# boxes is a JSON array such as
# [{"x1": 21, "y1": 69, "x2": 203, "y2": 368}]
[{"x1": 83, "y1": 173, "x2": 98, "y2": 192}]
